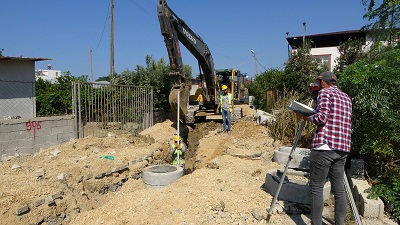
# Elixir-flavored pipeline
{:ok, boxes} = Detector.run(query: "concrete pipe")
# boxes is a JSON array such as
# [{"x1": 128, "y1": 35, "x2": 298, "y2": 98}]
[{"x1": 142, "y1": 164, "x2": 184, "y2": 188}]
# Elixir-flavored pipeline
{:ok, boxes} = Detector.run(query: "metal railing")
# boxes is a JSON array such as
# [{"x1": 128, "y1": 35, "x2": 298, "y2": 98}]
[{"x1": 72, "y1": 81, "x2": 154, "y2": 138}]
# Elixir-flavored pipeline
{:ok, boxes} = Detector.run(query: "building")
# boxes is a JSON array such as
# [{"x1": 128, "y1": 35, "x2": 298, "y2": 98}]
[
  {"x1": 0, "y1": 56, "x2": 51, "y2": 119},
  {"x1": 286, "y1": 30, "x2": 371, "y2": 71},
  {"x1": 35, "y1": 64, "x2": 62, "y2": 83}
]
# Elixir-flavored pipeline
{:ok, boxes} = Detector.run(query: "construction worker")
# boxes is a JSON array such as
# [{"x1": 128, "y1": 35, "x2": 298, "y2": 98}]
[
  {"x1": 216, "y1": 85, "x2": 233, "y2": 132},
  {"x1": 170, "y1": 134, "x2": 186, "y2": 168},
  {"x1": 196, "y1": 93, "x2": 204, "y2": 109}
]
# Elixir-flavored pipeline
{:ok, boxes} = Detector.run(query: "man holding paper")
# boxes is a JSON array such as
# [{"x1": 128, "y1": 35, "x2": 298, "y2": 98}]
[{"x1": 296, "y1": 71, "x2": 352, "y2": 225}]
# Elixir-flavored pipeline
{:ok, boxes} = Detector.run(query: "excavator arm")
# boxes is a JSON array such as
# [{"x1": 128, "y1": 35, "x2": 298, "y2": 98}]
[{"x1": 157, "y1": 0, "x2": 217, "y2": 123}]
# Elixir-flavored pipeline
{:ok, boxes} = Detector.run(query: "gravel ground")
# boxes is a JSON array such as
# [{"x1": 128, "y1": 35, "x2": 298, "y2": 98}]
[{"x1": 0, "y1": 105, "x2": 397, "y2": 225}]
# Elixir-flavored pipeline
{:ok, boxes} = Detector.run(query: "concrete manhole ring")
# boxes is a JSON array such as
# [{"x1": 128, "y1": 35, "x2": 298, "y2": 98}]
[{"x1": 142, "y1": 164, "x2": 184, "y2": 188}]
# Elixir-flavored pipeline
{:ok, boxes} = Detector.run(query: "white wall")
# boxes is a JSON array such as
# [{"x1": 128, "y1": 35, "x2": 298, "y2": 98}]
[{"x1": 310, "y1": 47, "x2": 340, "y2": 72}]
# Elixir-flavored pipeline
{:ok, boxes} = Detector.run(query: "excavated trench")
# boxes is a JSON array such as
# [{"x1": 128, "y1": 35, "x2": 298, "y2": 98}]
[{"x1": 28, "y1": 121, "x2": 222, "y2": 225}]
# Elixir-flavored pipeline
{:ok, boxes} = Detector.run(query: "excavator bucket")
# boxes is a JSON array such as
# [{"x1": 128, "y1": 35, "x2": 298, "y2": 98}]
[{"x1": 169, "y1": 86, "x2": 189, "y2": 123}]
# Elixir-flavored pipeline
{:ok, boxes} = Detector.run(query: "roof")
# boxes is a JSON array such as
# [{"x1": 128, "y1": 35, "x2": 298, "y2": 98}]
[
  {"x1": 0, "y1": 56, "x2": 52, "y2": 62},
  {"x1": 286, "y1": 30, "x2": 368, "y2": 49}
]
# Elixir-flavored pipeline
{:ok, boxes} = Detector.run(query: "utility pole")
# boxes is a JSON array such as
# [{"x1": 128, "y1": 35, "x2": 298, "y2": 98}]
[
  {"x1": 110, "y1": 0, "x2": 114, "y2": 76},
  {"x1": 89, "y1": 47, "x2": 93, "y2": 82},
  {"x1": 250, "y1": 50, "x2": 259, "y2": 77},
  {"x1": 302, "y1": 22, "x2": 306, "y2": 44}
]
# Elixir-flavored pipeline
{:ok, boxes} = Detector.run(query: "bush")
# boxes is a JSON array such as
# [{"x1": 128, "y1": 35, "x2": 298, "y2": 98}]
[
  {"x1": 339, "y1": 45, "x2": 400, "y2": 222},
  {"x1": 268, "y1": 91, "x2": 315, "y2": 147}
]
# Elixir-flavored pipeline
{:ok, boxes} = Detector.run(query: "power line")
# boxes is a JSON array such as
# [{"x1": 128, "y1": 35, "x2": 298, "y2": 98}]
[
  {"x1": 93, "y1": 1, "x2": 110, "y2": 52},
  {"x1": 127, "y1": 0, "x2": 157, "y2": 21},
  {"x1": 256, "y1": 58, "x2": 267, "y2": 71}
]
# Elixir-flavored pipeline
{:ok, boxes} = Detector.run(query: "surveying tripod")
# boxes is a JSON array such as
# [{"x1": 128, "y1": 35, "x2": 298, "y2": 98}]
[{"x1": 266, "y1": 96, "x2": 362, "y2": 225}]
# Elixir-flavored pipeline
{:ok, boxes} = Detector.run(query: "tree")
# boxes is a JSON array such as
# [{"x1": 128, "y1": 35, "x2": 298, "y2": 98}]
[
  {"x1": 362, "y1": 0, "x2": 400, "y2": 44},
  {"x1": 340, "y1": 45, "x2": 400, "y2": 222},
  {"x1": 334, "y1": 38, "x2": 366, "y2": 74},
  {"x1": 0, "y1": 48, "x2": 4, "y2": 57},
  {"x1": 96, "y1": 76, "x2": 111, "y2": 82},
  {"x1": 107, "y1": 55, "x2": 192, "y2": 111},
  {"x1": 247, "y1": 68, "x2": 285, "y2": 111},
  {"x1": 283, "y1": 42, "x2": 324, "y2": 99},
  {"x1": 36, "y1": 76, "x2": 75, "y2": 116}
]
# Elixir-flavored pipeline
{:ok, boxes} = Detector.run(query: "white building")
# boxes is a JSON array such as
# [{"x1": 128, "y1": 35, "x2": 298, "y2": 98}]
[
  {"x1": 286, "y1": 30, "x2": 372, "y2": 71},
  {"x1": 35, "y1": 64, "x2": 62, "y2": 83}
]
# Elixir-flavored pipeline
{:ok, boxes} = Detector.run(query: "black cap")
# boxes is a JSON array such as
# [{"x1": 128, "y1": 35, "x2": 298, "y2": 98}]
[{"x1": 318, "y1": 71, "x2": 337, "y2": 82}]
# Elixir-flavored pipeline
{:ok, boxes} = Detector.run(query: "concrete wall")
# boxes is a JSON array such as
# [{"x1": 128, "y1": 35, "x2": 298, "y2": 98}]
[
  {"x1": 0, "y1": 60, "x2": 36, "y2": 118},
  {"x1": 0, "y1": 115, "x2": 76, "y2": 160}
]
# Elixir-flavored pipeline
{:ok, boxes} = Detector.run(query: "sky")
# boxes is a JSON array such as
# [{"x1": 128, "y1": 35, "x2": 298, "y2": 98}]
[{"x1": 1, "y1": 0, "x2": 369, "y2": 80}]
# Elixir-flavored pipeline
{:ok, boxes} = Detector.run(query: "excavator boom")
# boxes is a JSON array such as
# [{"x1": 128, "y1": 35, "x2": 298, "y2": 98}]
[{"x1": 157, "y1": 0, "x2": 217, "y2": 123}]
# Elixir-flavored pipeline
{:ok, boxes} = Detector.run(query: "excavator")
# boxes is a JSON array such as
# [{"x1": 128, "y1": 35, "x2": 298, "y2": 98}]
[{"x1": 157, "y1": 0, "x2": 248, "y2": 123}]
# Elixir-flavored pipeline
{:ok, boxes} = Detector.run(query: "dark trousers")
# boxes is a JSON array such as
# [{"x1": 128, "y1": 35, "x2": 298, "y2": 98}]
[{"x1": 309, "y1": 150, "x2": 348, "y2": 225}]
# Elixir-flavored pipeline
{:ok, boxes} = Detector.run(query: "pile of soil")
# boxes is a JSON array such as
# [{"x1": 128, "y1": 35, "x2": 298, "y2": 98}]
[{"x1": 0, "y1": 105, "x2": 396, "y2": 225}]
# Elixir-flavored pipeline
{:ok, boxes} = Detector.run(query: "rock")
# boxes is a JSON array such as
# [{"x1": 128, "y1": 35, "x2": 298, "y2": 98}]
[
  {"x1": 107, "y1": 132, "x2": 116, "y2": 138},
  {"x1": 17, "y1": 205, "x2": 30, "y2": 216},
  {"x1": 35, "y1": 168, "x2": 45, "y2": 178},
  {"x1": 2, "y1": 154, "x2": 13, "y2": 161},
  {"x1": 90, "y1": 147, "x2": 100, "y2": 153},
  {"x1": 34, "y1": 199, "x2": 45, "y2": 207},
  {"x1": 57, "y1": 173, "x2": 66, "y2": 181},
  {"x1": 252, "y1": 208, "x2": 265, "y2": 221},
  {"x1": 50, "y1": 149, "x2": 61, "y2": 157},
  {"x1": 11, "y1": 164, "x2": 21, "y2": 170},
  {"x1": 212, "y1": 201, "x2": 225, "y2": 212}
]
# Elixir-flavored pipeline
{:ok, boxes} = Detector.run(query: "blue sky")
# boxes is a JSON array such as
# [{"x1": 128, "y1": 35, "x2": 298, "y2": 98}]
[{"x1": 1, "y1": 0, "x2": 369, "y2": 80}]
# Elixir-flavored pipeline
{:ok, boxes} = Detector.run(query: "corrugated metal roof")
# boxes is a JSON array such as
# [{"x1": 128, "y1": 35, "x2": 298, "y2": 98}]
[{"x1": 0, "y1": 56, "x2": 52, "y2": 61}]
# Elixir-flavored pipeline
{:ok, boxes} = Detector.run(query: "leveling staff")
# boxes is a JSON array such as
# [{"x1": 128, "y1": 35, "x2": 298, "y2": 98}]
[{"x1": 296, "y1": 71, "x2": 352, "y2": 225}]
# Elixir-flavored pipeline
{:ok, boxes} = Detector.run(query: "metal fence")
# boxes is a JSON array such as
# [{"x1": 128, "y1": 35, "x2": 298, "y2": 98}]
[
  {"x1": 266, "y1": 88, "x2": 285, "y2": 113},
  {"x1": 0, "y1": 79, "x2": 36, "y2": 119},
  {"x1": 72, "y1": 81, "x2": 154, "y2": 138}
]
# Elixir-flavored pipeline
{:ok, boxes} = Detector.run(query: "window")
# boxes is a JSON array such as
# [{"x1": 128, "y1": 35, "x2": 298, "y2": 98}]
[{"x1": 312, "y1": 55, "x2": 331, "y2": 70}]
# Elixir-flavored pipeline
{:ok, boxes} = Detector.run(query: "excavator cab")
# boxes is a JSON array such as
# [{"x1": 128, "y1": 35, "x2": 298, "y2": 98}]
[{"x1": 215, "y1": 69, "x2": 249, "y2": 105}]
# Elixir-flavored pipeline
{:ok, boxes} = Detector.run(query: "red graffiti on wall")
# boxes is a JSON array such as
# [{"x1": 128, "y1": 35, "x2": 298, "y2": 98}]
[{"x1": 26, "y1": 121, "x2": 42, "y2": 140}]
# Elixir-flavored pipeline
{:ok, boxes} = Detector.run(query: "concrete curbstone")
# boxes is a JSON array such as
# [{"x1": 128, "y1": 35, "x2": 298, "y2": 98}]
[
  {"x1": 273, "y1": 146, "x2": 311, "y2": 170},
  {"x1": 264, "y1": 169, "x2": 330, "y2": 204},
  {"x1": 359, "y1": 191, "x2": 384, "y2": 219},
  {"x1": 350, "y1": 178, "x2": 385, "y2": 219},
  {"x1": 352, "y1": 179, "x2": 370, "y2": 204}
]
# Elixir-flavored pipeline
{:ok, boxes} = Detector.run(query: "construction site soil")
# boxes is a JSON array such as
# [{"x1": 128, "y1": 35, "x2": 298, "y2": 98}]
[{"x1": 0, "y1": 105, "x2": 397, "y2": 225}]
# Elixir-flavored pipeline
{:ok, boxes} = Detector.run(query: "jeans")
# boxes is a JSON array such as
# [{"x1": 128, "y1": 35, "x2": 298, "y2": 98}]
[
  {"x1": 221, "y1": 109, "x2": 231, "y2": 131},
  {"x1": 309, "y1": 150, "x2": 348, "y2": 225}
]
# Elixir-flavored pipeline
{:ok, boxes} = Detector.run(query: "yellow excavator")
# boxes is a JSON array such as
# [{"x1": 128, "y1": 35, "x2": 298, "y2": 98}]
[{"x1": 157, "y1": 0, "x2": 248, "y2": 123}]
